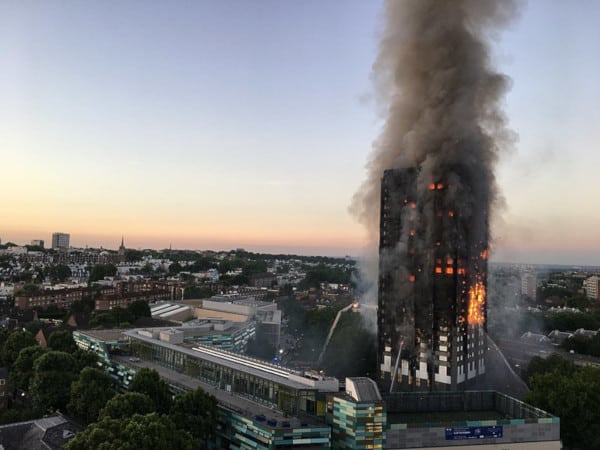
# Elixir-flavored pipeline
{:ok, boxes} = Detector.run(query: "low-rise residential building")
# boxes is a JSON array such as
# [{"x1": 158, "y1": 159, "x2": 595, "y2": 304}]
[{"x1": 15, "y1": 287, "x2": 85, "y2": 310}]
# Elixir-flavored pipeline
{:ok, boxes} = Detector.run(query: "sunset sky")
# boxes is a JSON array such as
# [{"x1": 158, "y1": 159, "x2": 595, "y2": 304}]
[{"x1": 1, "y1": 1, "x2": 599, "y2": 264}]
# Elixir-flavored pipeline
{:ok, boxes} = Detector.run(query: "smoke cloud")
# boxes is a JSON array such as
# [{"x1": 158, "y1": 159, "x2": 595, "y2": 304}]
[{"x1": 352, "y1": 0, "x2": 519, "y2": 308}]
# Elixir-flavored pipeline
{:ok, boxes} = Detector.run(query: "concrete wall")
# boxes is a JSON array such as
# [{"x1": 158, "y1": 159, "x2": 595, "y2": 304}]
[
  {"x1": 398, "y1": 443, "x2": 560, "y2": 450},
  {"x1": 202, "y1": 300, "x2": 254, "y2": 316},
  {"x1": 387, "y1": 422, "x2": 560, "y2": 449}
]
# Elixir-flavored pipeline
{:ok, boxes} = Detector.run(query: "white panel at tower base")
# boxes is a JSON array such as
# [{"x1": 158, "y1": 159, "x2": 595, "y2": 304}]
[{"x1": 381, "y1": 345, "x2": 392, "y2": 373}]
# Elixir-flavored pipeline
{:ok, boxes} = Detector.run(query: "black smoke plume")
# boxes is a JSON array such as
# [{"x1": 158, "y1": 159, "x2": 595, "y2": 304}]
[{"x1": 352, "y1": 0, "x2": 519, "y2": 306}]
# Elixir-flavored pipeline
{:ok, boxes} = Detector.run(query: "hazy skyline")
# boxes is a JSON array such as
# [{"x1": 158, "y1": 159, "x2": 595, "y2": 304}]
[{"x1": 2, "y1": 1, "x2": 599, "y2": 265}]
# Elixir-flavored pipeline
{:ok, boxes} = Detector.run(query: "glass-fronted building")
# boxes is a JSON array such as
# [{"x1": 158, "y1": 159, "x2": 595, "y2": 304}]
[
  {"x1": 123, "y1": 328, "x2": 338, "y2": 416},
  {"x1": 328, "y1": 378, "x2": 386, "y2": 450},
  {"x1": 73, "y1": 329, "x2": 560, "y2": 450}
]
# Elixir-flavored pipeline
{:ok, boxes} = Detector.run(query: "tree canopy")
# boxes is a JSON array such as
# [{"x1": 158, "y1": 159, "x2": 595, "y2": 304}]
[
  {"x1": 127, "y1": 300, "x2": 151, "y2": 319},
  {"x1": 68, "y1": 367, "x2": 116, "y2": 423},
  {"x1": 298, "y1": 264, "x2": 353, "y2": 289},
  {"x1": 1, "y1": 330, "x2": 37, "y2": 369},
  {"x1": 10, "y1": 345, "x2": 46, "y2": 391},
  {"x1": 30, "y1": 351, "x2": 78, "y2": 412},
  {"x1": 170, "y1": 387, "x2": 218, "y2": 443},
  {"x1": 321, "y1": 312, "x2": 376, "y2": 378},
  {"x1": 48, "y1": 330, "x2": 78, "y2": 353},
  {"x1": 527, "y1": 366, "x2": 600, "y2": 450},
  {"x1": 129, "y1": 368, "x2": 172, "y2": 414},
  {"x1": 63, "y1": 413, "x2": 196, "y2": 450},
  {"x1": 100, "y1": 392, "x2": 155, "y2": 420},
  {"x1": 89, "y1": 264, "x2": 117, "y2": 283}
]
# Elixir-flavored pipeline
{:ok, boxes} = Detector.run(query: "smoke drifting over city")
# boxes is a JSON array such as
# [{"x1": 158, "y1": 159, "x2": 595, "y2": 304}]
[{"x1": 353, "y1": 0, "x2": 519, "y2": 297}]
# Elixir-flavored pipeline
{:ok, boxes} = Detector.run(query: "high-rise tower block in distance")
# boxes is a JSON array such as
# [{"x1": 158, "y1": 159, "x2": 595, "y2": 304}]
[
  {"x1": 51, "y1": 232, "x2": 70, "y2": 250},
  {"x1": 378, "y1": 168, "x2": 488, "y2": 392}
]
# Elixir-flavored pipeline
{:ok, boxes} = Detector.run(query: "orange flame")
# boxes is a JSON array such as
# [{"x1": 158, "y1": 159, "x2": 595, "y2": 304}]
[{"x1": 467, "y1": 281, "x2": 486, "y2": 325}]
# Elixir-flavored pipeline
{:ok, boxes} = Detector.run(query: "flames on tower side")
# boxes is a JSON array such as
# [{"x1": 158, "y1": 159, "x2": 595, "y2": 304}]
[{"x1": 377, "y1": 168, "x2": 489, "y2": 392}]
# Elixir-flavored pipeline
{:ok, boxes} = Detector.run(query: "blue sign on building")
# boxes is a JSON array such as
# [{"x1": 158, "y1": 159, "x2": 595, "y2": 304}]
[{"x1": 445, "y1": 426, "x2": 503, "y2": 440}]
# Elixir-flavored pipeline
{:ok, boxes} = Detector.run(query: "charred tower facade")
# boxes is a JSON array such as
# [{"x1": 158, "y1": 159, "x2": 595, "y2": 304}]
[{"x1": 378, "y1": 168, "x2": 488, "y2": 392}]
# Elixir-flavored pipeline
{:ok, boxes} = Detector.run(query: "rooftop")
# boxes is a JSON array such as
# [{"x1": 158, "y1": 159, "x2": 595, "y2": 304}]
[
  {"x1": 384, "y1": 390, "x2": 557, "y2": 429},
  {"x1": 75, "y1": 329, "x2": 129, "y2": 343},
  {"x1": 113, "y1": 355, "x2": 326, "y2": 430},
  {"x1": 345, "y1": 377, "x2": 382, "y2": 402},
  {"x1": 121, "y1": 328, "x2": 338, "y2": 391}
]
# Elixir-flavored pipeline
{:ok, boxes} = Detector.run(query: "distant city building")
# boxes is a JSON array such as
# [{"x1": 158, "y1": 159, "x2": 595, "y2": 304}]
[
  {"x1": 5, "y1": 246, "x2": 27, "y2": 255},
  {"x1": 521, "y1": 272, "x2": 537, "y2": 300},
  {"x1": 583, "y1": 275, "x2": 600, "y2": 301},
  {"x1": 30, "y1": 239, "x2": 44, "y2": 248},
  {"x1": 51, "y1": 232, "x2": 70, "y2": 250}
]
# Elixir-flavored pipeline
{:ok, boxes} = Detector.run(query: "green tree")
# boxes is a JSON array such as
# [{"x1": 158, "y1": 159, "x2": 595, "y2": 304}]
[
  {"x1": 280, "y1": 296, "x2": 307, "y2": 334},
  {"x1": 170, "y1": 387, "x2": 218, "y2": 443},
  {"x1": 183, "y1": 286, "x2": 213, "y2": 300},
  {"x1": 566, "y1": 294, "x2": 591, "y2": 310},
  {"x1": 20, "y1": 283, "x2": 40, "y2": 293},
  {"x1": 48, "y1": 330, "x2": 77, "y2": 353},
  {"x1": 168, "y1": 262, "x2": 183, "y2": 274},
  {"x1": 68, "y1": 367, "x2": 116, "y2": 423},
  {"x1": 242, "y1": 259, "x2": 267, "y2": 275},
  {"x1": 321, "y1": 313, "x2": 376, "y2": 378},
  {"x1": 524, "y1": 353, "x2": 576, "y2": 384},
  {"x1": 89, "y1": 264, "x2": 117, "y2": 283},
  {"x1": 0, "y1": 328, "x2": 11, "y2": 350},
  {"x1": 108, "y1": 307, "x2": 134, "y2": 324},
  {"x1": 1, "y1": 330, "x2": 37, "y2": 368},
  {"x1": 125, "y1": 249, "x2": 144, "y2": 262},
  {"x1": 544, "y1": 312, "x2": 600, "y2": 332},
  {"x1": 299, "y1": 264, "x2": 353, "y2": 290},
  {"x1": 129, "y1": 368, "x2": 172, "y2": 414},
  {"x1": 64, "y1": 413, "x2": 196, "y2": 450},
  {"x1": 187, "y1": 257, "x2": 217, "y2": 272},
  {"x1": 527, "y1": 367, "x2": 600, "y2": 449},
  {"x1": 100, "y1": 392, "x2": 155, "y2": 420},
  {"x1": 30, "y1": 351, "x2": 78, "y2": 412},
  {"x1": 10, "y1": 345, "x2": 46, "y2": 391},
  {"x1": 73, "y1": 348, "x2": 99, "y2": 371},
  {"x1": 45, "y1": 264, "x2": 72, "y2": 283},
  {"x1": 127, "y1": 300, "x2": 151, "y2": 319}
]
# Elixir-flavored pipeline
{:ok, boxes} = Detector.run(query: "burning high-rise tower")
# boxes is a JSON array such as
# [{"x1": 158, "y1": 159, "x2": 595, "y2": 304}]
[
  {"x1": 378, "y1": 167, "x2": 488, "y2": 392},
  {"x1": 351, "y1": 0, "x2": 517, "y2": 392}
]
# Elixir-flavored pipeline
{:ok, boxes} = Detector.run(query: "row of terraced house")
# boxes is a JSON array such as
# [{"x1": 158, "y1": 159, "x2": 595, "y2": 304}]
[{"x1": 14, "y1": 280, "x2": 175, "y2": 311}]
